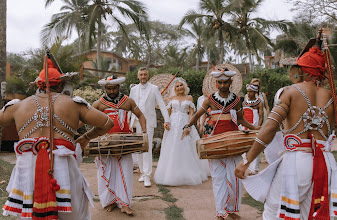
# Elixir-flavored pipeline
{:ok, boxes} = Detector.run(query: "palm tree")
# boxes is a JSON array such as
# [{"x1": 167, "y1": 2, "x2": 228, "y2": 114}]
[
  {"x1": 87, "y1": 0, "x2": 148, "y2": 77},
  {"x1": 180, "y1": 18, "x2": 207, "y2": 70},
  {"x1": 0, "y1": 0, "x2": 6, "y2": 110},
  {"x1": 227, "y1": 0, "x2": 292, "y2": 69},
  {"x1": 41, "y1": 0, "x2": 90, "y2": 53},
  {"x1": 161, "y1": 45, "x2": 188, "y2": 68},
  {"x1": 180, "y1": 0, "x2": 236, "y2": 64}
]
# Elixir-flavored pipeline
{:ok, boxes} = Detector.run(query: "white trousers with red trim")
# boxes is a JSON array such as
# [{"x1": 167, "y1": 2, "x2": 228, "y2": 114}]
[
  {"x1": 96, "y1": 154, "x2": 133, "y2": 208},
  {"x1": 209, "y1": 156, "x2": 242, "y2": 217}
]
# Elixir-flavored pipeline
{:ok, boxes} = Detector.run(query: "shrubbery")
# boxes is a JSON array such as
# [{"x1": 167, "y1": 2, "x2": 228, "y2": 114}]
[{"x1": 242, "y1": 67, "x2": 292, "y2": 108}]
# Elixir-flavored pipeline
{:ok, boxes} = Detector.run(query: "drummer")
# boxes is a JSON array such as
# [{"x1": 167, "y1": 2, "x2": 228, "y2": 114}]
[
  {"x1": 181, "y1": 68, "x2": 257, "y2": 220},
  {"x1": 91, "y1": 76, "x2": 146, "y2": 215}
]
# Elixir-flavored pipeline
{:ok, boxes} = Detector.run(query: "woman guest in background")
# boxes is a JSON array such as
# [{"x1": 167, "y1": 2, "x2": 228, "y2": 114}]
[{"x1": 154, "y1": 77, "x2": 209, "y2": 186}]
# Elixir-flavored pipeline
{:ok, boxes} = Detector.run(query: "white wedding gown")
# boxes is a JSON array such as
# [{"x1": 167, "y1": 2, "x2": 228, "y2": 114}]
[{"x1": 154, "y1": 99, "x2": 210, "y2": 186}]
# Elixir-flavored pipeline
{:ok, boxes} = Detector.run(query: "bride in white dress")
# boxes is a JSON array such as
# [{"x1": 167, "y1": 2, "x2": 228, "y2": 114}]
[{"x1": 154, "y1": 77, "x2": 209, "y2": 186}]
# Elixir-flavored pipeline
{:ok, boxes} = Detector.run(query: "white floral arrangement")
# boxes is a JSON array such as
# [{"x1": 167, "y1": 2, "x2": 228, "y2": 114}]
[{"x1": 73, "y1": 86, "x2": 103, "y2": 104}]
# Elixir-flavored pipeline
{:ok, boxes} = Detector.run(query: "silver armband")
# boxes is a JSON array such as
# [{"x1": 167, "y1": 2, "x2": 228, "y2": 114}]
[
  {"x1": 100, "y1": 115, "x2": 111, "y2": 128},
  {"x1": 255, "y1": 137, "x2": 268, "y2": 148}
]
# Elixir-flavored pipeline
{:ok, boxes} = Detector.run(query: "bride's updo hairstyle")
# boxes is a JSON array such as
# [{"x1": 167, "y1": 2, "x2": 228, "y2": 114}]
[{"x1": 171, "y1": 77, "x2": 190, "y2": 96}]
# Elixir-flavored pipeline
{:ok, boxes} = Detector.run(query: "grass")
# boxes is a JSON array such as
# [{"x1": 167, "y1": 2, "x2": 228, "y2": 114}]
[
  {"x1": 0, "y1": 159, "x2": 15, "y2": 219},
  {"x1": 157, "y1": 185, "x2": 178, "y2": 203},
  {"x1": 82, "y1": 156, "x2": 96, "y2": 163},
  {"x1": 164, "y1": 205, "x2": 184, "y2": 220},
  {"x1": 157, "y1": 184, "x2": 184, "y2": 219},
  {"x1": 242, "y1": 194, "x2": 264, "y2": 214}
]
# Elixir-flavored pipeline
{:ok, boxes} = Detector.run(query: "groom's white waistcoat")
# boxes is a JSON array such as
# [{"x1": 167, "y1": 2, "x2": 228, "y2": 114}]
[{"x1": 129, "y1": 82, "x2": 170, "y2": 128}]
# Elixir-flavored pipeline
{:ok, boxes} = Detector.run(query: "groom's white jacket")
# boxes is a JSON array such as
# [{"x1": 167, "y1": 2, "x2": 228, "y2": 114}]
[{"x1": 129, "y1": 82, "x2": 170, "y2": 128}]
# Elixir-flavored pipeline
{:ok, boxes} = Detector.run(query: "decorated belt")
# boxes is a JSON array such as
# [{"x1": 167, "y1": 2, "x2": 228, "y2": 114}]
[
  {"x1": 283, "y1": 134, "x2": 326, "y2": 153},
  {"x1": 211, "y1": 113, "x2": 232, "y2": 121},
  {"x1": 16, "y1": 137, "x2": 75, "y2": 155}
]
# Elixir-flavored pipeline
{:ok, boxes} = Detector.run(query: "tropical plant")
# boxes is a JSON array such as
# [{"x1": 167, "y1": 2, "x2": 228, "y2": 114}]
[
  {"x1": 180, "y1": 18, "x2": 207, "y2": 70},
  {"x1": 41, "y1": 0, "x2": 90, "y2": 53},
  {"x1": 87, "y1": 0, "x2": 148, "y2": 76},
  {"x1": 227, "y1": 0, "x2": 292, "y2": 70},
  {"x1": 180, "y1": 0, "x2": 236, "y2": 64}
]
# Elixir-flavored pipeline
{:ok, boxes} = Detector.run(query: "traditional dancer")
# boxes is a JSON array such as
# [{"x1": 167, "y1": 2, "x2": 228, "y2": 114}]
[
  {"x1": 2, "y1": 56, "x2": 113, "y2": 220},
  {"x1": 235, "y1": 34, "x2": 337, "y2": 219},
  {"x1": 241, "y1": 84, "x2": 263, "y2": 175},
  {"x1": 129, "y1": 67, "x2": 170, "y2": 187},
  {"x1": 92, "y1": 76, "x2": 146, "y2": 215},
  {"x1": 181, "y1": 68, "x2": 257, "y2": 219},
  {"x1": 154, "y1": 77, "x2": 209, "y2": 186}
]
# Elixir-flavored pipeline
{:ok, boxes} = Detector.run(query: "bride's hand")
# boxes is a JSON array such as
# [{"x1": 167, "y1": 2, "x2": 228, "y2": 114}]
[{"x1": 181, "y1": 128, "x2": 191, "y2": 140}]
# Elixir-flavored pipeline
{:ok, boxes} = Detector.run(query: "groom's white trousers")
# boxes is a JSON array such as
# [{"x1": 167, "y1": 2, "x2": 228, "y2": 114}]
[{"x1": 135, "y1": 121, "x2": 154, "y2": 178}]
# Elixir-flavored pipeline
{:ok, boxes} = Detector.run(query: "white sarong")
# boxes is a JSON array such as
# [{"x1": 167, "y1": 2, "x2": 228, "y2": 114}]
[
  {"x1": 96, "y1": 154, "x2": 133, "y2": 208},
  {"x1": 209, "y1": 156, "x2": 242, "y2": 218},
  {"x1": 243, "y1": 136, "x2": 337, "y2": 220},
  {"x1": 2, "y1": 139, "x2": 93, "y2": 220}
]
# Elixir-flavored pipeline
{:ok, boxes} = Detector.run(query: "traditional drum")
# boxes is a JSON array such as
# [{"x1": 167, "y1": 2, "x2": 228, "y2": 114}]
[
  {"x1": 86, "y1": 133, "x2": 148, "y2": 156},
  {"x1": 196, "y1": 130, "x2": 258, "y2": 159}
]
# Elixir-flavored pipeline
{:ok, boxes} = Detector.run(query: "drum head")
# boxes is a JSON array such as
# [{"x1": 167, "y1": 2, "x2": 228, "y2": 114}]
[
  {"x1": 149, "y1": 73, "x2": 175, "y2": 104},
  {"x1": 203, "y1": 64, "x2": 242, "y2": 96}
]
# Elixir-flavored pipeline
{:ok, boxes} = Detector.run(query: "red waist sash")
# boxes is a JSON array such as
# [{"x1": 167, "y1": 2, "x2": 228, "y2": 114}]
[
  {"x1": 16, "y1": 137, "x2": 75, "y2": 220},
  {"x1": 284, "y1": 134, "x2": 329, "y2": 219},
  {"x1": 213, "y1": 120, "x2": 238, "y2": 135}
]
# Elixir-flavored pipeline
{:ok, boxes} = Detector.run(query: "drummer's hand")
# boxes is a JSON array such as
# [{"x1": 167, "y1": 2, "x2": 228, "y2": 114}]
[
  {"x1": 255, "y1": 126, "x2": 261, "y2": 130},
  {"x1": 76, "y1": 135, "x2": 90, "y2": 151},
  {"x1": 164, "y1": 122, "x2": 170, "y2": 130},
  {"x1": 181, "y1": 128, "x2": 191, "y2": 140},
  {"x1": 234, "y1": 160, "x2": 250, "y2": 179},
  {"x1": 199, "y1": 127, "x2": 203, "y2": 135}
]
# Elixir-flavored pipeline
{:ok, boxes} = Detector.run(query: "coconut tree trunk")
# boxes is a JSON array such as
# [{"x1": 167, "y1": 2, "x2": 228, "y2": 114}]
[
  {"x1": 0, "y1": 0, "x2": 6, "y2": 100},
  {"x1": 196, "y1": 52, "x2": 200, "y2": 70},
  {"x1": 0, "y1": 0, "x2": 6, "y2": 149},
  {"x1": 97, "y1": 22, "x2": 102, "y2": 77},
  {"x1": 218, "y1": 29, "x2": 224, "y2": 64},
  {"x1": 145, "y1": 40, "x2": 152, "y2": 69},
  {"x1": 244, "y1": 33, "x2": 253, "y2": 71}
]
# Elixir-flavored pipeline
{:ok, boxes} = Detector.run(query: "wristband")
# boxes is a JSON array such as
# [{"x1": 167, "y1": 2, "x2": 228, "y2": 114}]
[
  {"x1": 241, "y1": 153, "x2": 248, "y2": 165},
  {"x1": 183, "y1": 124, "x2": 190, "y2": 130}
]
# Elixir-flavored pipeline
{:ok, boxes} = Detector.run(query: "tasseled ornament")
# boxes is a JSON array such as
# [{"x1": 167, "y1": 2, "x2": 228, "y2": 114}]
[{"x1": 32, "y1": 147, "x2": 58, "y2": 220}]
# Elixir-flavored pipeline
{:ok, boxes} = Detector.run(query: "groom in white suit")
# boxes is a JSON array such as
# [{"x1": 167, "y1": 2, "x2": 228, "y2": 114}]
[{"x1": 129, "y1": 67, "x2": 170, "y2": 187}]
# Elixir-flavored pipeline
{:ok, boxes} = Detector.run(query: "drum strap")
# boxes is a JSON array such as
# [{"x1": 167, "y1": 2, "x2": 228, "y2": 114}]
[{"x1": 210, "y1": 104, "x2": 227, "y2": 137}]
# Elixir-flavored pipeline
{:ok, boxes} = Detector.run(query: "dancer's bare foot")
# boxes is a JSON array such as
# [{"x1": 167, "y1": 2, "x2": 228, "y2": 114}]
[
  {"x1": 104, "y1": 203, "x2": 117, "y2": 212},
  {"x1": 228, "y1": 213, "x2": 241, "y2": 219},
  {"x1": 121, "y1": 206, "x2": 134, "y2": 215}
]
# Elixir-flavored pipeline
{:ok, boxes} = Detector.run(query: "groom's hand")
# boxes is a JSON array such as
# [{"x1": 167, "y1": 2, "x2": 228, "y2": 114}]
[{"x1": 164, "y1": 122, "x2": 170, "y2": 130}]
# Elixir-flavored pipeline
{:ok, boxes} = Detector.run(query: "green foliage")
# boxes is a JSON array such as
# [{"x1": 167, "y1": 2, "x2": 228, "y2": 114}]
[
  {"x1": 124, "y1": 67, "x2": 207, "y2": 102},
  {"x1": 243, "y1": 67, "x2": 292, "y2": 108},
  {"x1": 6, "y1": 76, "x2": 30, "y2": 95}
]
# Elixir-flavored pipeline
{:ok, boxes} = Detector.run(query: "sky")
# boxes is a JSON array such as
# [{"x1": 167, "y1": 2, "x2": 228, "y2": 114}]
[{"x1": 6, "y1": 0, "x2": 295, "y2": 53}]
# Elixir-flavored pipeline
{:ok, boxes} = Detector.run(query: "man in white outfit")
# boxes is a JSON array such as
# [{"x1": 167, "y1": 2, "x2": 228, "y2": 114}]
[{"x1": 129, "y1": 67, "x2": 170, "y2": 187}]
